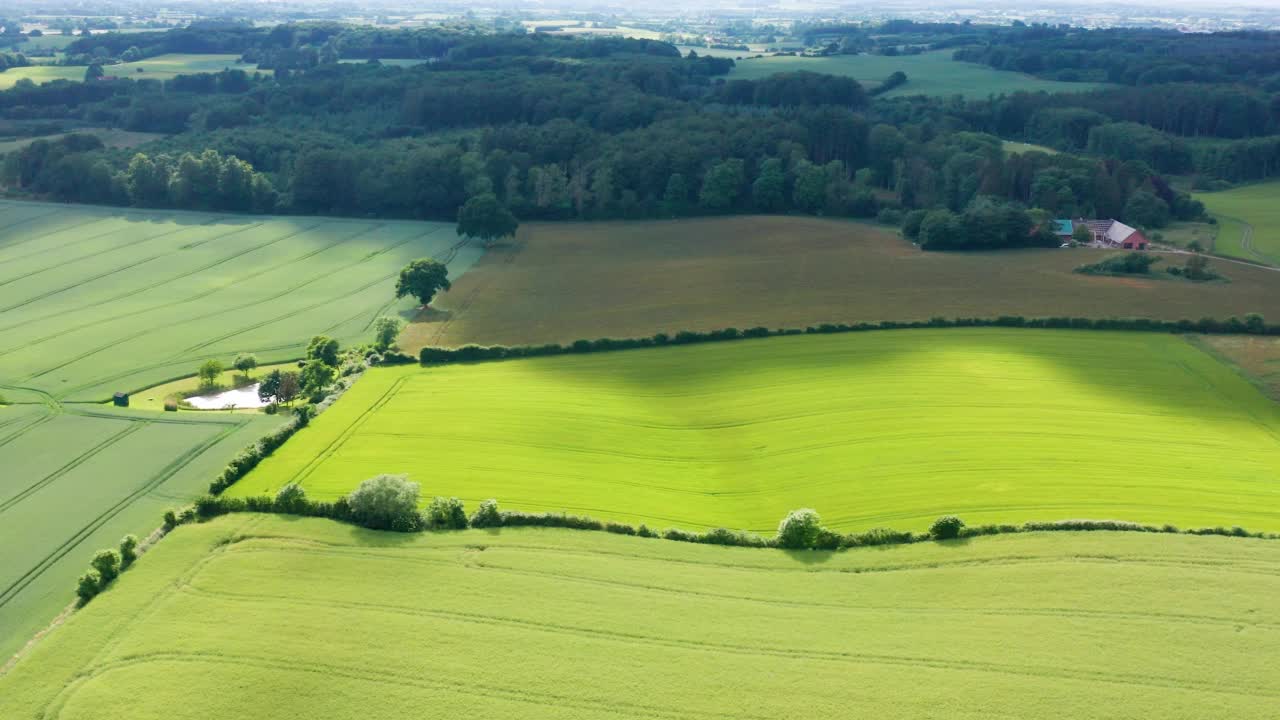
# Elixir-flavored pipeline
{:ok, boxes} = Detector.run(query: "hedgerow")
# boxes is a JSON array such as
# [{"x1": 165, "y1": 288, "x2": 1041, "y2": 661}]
[
  {"x1": 418, "y1": 314, "x2": 1277, "y2": 366},
  {"x1": 172, "y1": 494, "x2": 1280, "y2": 554}
]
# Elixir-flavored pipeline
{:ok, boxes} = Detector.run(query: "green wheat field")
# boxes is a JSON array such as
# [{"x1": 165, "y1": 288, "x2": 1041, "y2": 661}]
[
  {"x1": 0, "y1": 199, "x2": 481, "y2": 659},
  {"x1": 229, "y1": 329, "x2": 1280, "y2": 533},
  {"x1": 1, "y1": 514, "x2": 1276, "y2": 719}
]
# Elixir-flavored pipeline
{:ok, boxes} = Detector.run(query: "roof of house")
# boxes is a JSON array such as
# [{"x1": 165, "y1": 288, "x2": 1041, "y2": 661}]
[
  {"x1": 1105, "y1": 221, "x2": 1141, "y2": 245},
  {"x1": 1052, "y1": 219, "x2": 1074, "y2": 236}
]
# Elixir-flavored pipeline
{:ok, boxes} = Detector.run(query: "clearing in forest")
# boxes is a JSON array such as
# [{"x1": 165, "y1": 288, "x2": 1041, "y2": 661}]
[
  {"x1": 2, "y1": 514, "x2": 1277, "y2": 719},
  {"x1": 229, "y1": 329, "x2": 1280, "y2": 534},
  {"x1": 727, "y1": 50, "x2": 1107, "y2": 97},
  {"x1": 401, "y1": 216, "x2": 1280, "y2": 352}
]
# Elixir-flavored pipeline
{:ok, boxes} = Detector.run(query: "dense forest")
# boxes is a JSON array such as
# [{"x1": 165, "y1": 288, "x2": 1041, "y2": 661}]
[{"x1": 5, "y1": 21, "x2": 1275, "y2": 249}]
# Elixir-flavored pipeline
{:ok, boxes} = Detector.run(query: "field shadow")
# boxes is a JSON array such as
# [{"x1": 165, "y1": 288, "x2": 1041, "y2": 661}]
[
  {"x1": 780, "y1": 549, "x2": 834, "y2": 565},
  {"x1": 513, "y1": 328, "x2": 1275, "y2": 424}
]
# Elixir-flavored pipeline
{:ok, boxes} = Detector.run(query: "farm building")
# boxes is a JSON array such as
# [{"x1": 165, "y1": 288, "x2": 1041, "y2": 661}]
[{"x1": 1052, "y1": 218, "x2": 1149, "y2": 249}]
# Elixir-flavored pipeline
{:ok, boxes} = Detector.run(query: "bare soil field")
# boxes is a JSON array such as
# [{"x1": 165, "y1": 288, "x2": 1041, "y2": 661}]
[{"x1": 402, "y1": 216, "x2": 1280, "y2": 350}]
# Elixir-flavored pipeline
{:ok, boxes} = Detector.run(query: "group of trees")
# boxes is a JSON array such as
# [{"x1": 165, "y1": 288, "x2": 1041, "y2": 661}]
[
  {"x1": 951, "y1": 26, "x2": 1280, "y2": 88},
  {"x1": 0, "y1": 20, "x2": 1253, "y2": 245},
  {"x1": 904, "y1": 197, "x2": 1055, "y2": 251},
  {"x1": 2, "y1": 136, "x2": 277, "y2": 212}
]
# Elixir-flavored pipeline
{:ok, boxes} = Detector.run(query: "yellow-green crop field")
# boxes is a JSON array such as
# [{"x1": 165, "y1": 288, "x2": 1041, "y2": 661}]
[
  {"x1": 2, "y1": 514, "x2": 1277, "y2": 719},
  {"x1": 1198, "y1": 180, "x2": 1280, "y2": 266},
  {"x1": 230, "y1": 329, "x2": 1280, "y2": 533},
  {"x1": 0, "y1": 199, "x2": 482, "y2": 659}
]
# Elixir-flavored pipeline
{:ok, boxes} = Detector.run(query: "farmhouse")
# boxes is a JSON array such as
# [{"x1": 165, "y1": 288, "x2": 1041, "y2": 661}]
[{"x1": 1053, "y1": 218, "x2": 1149, "y2": 249}]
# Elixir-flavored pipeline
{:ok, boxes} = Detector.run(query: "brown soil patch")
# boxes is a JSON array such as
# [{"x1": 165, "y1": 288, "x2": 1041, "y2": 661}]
[
  {"x1": 1195, "y1": 335, "x2": 1280, "y2": 401},
  {"x1": 400, "y1": 215, "x2": 1280, "y2": 350}
]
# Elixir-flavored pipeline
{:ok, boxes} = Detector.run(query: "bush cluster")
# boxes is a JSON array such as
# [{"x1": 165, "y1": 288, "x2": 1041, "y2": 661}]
[
  {"x1": 73, "y1": 534, "x2": 142, "y2": 606},
  {"x1": 420, "y1": 314, "x2": 1277, "y2": 365}
]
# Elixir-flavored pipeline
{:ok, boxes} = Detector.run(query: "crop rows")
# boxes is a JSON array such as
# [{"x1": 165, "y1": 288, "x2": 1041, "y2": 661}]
[
  {"x1": 230, "y1": 329, "x2": 1280, "y2": 533},
  {"x1": 3, "y1": 515, "x2": 1277, "y2": 718}
]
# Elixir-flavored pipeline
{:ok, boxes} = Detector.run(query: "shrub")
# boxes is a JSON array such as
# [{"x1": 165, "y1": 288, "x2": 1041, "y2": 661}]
[
  {"x1": 163, "y1": 509, "x2": 179, "y2": 530},
  {"x1": 119, "y1": 535, "x2": 138, "y2": 567},
  {"x1": 274, "y1": 483, "x2": 308, "y2": 514},
  {"x1": 930, "y1": 515, "x2": 965, "y2": 540},
  {"x1": 776, "y1": 508, "x2": 823, "y2": 549},
  {"x1": 845, "y1": 527, "x2": 917, "y2": 547},
  {"x1": 637, "y1": 524, "x2": 658, "y2": 538},
  {"x1": 347, "y1": 474, "x2": 421, "y2": 531},
  {"x1": 91, "y1": 549, "x2": 121, "y2": 584},
  {"x1": 1075, "y1": 253, "x2": 1160, "y2": 276},
  {"x1": 425, "y1": 496, "x2": 468, "y2": 530},
  {"x1": 76, "y1": 569, "x2": 101, "y2": 604},
  {"x1": 469, "y1": 498, "x2": 502, "y2": 528},
  {"x1": 163, "y1": 398, "x2": 178, "y2": 412}
]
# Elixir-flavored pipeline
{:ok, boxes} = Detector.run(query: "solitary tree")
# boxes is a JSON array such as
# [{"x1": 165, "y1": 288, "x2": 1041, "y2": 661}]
[
  {"x1": 776, "y1": 508, "x2": 823, "y2": 549},
  {"x1": 456, "y1": 193, "x2": 518, "y2": 245},
  {"x1": 84, "y1": 63, "x2": 103, "y2": 81},
  {"x1": 197, "y1": 359, "x2": 223, "y2": 387},
  {"x1": 395, "y1": 258, "x2": 451, "y2": 307},
  {"x1": 372, "y1": 316, "x2": 404, "y2": 350},
  {"x1": 233, "y1": 353, "x2": 258, "y2": 378}
]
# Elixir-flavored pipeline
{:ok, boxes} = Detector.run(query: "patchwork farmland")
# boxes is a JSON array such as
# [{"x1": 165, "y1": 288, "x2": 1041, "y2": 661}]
[
  {"x1": 0, "y1": 200, "x2": 480, "y2": 659},
  {"x1": 2, "y1": 515, "x2": 1278, "y2": 719},
  {"x1": 401, "y1": 216, "x2": 1280, "y2": 352},
  {"x1": 230, "y1": 330, "x2": 1280, "y2": 533}
]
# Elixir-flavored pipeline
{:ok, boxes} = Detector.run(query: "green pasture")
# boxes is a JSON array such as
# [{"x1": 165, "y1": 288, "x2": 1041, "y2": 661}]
[
  {"x1": 0, "y1": 54, "x2": 256, "y2": 89},
  {"x1": 230, "y1": 329, "x2": 1280, "y2": 533},
  {"x1": 0, "y1": 199, "x2": 481, "y2": 658},
  {"x1": 0, "y1": 65, "x2": 83, "y2": 89},
  {"x1": 0, "y1": 128, "x2": 163, "y2": 154},
  {"x1": 10, "y1": 34, "x2": 80, "y2": 52},
  {"x1": 728, "y1": 50, "x2": 1107, "y2": 98},
  {"x1": 114, "y1": 53, "x2": 254, "y2": 80},
  {"x1": 3, "y1": 514, "x2": 1278, "y2": 719},
  {"x1": 1198, "y1": 181, "x2": 1280, "y2": 266}
]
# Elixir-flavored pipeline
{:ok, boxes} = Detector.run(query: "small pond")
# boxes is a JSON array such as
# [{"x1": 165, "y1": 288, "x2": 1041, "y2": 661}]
[{"x1": 186, "y1": 384, "x2": 267, "y2": 410}]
